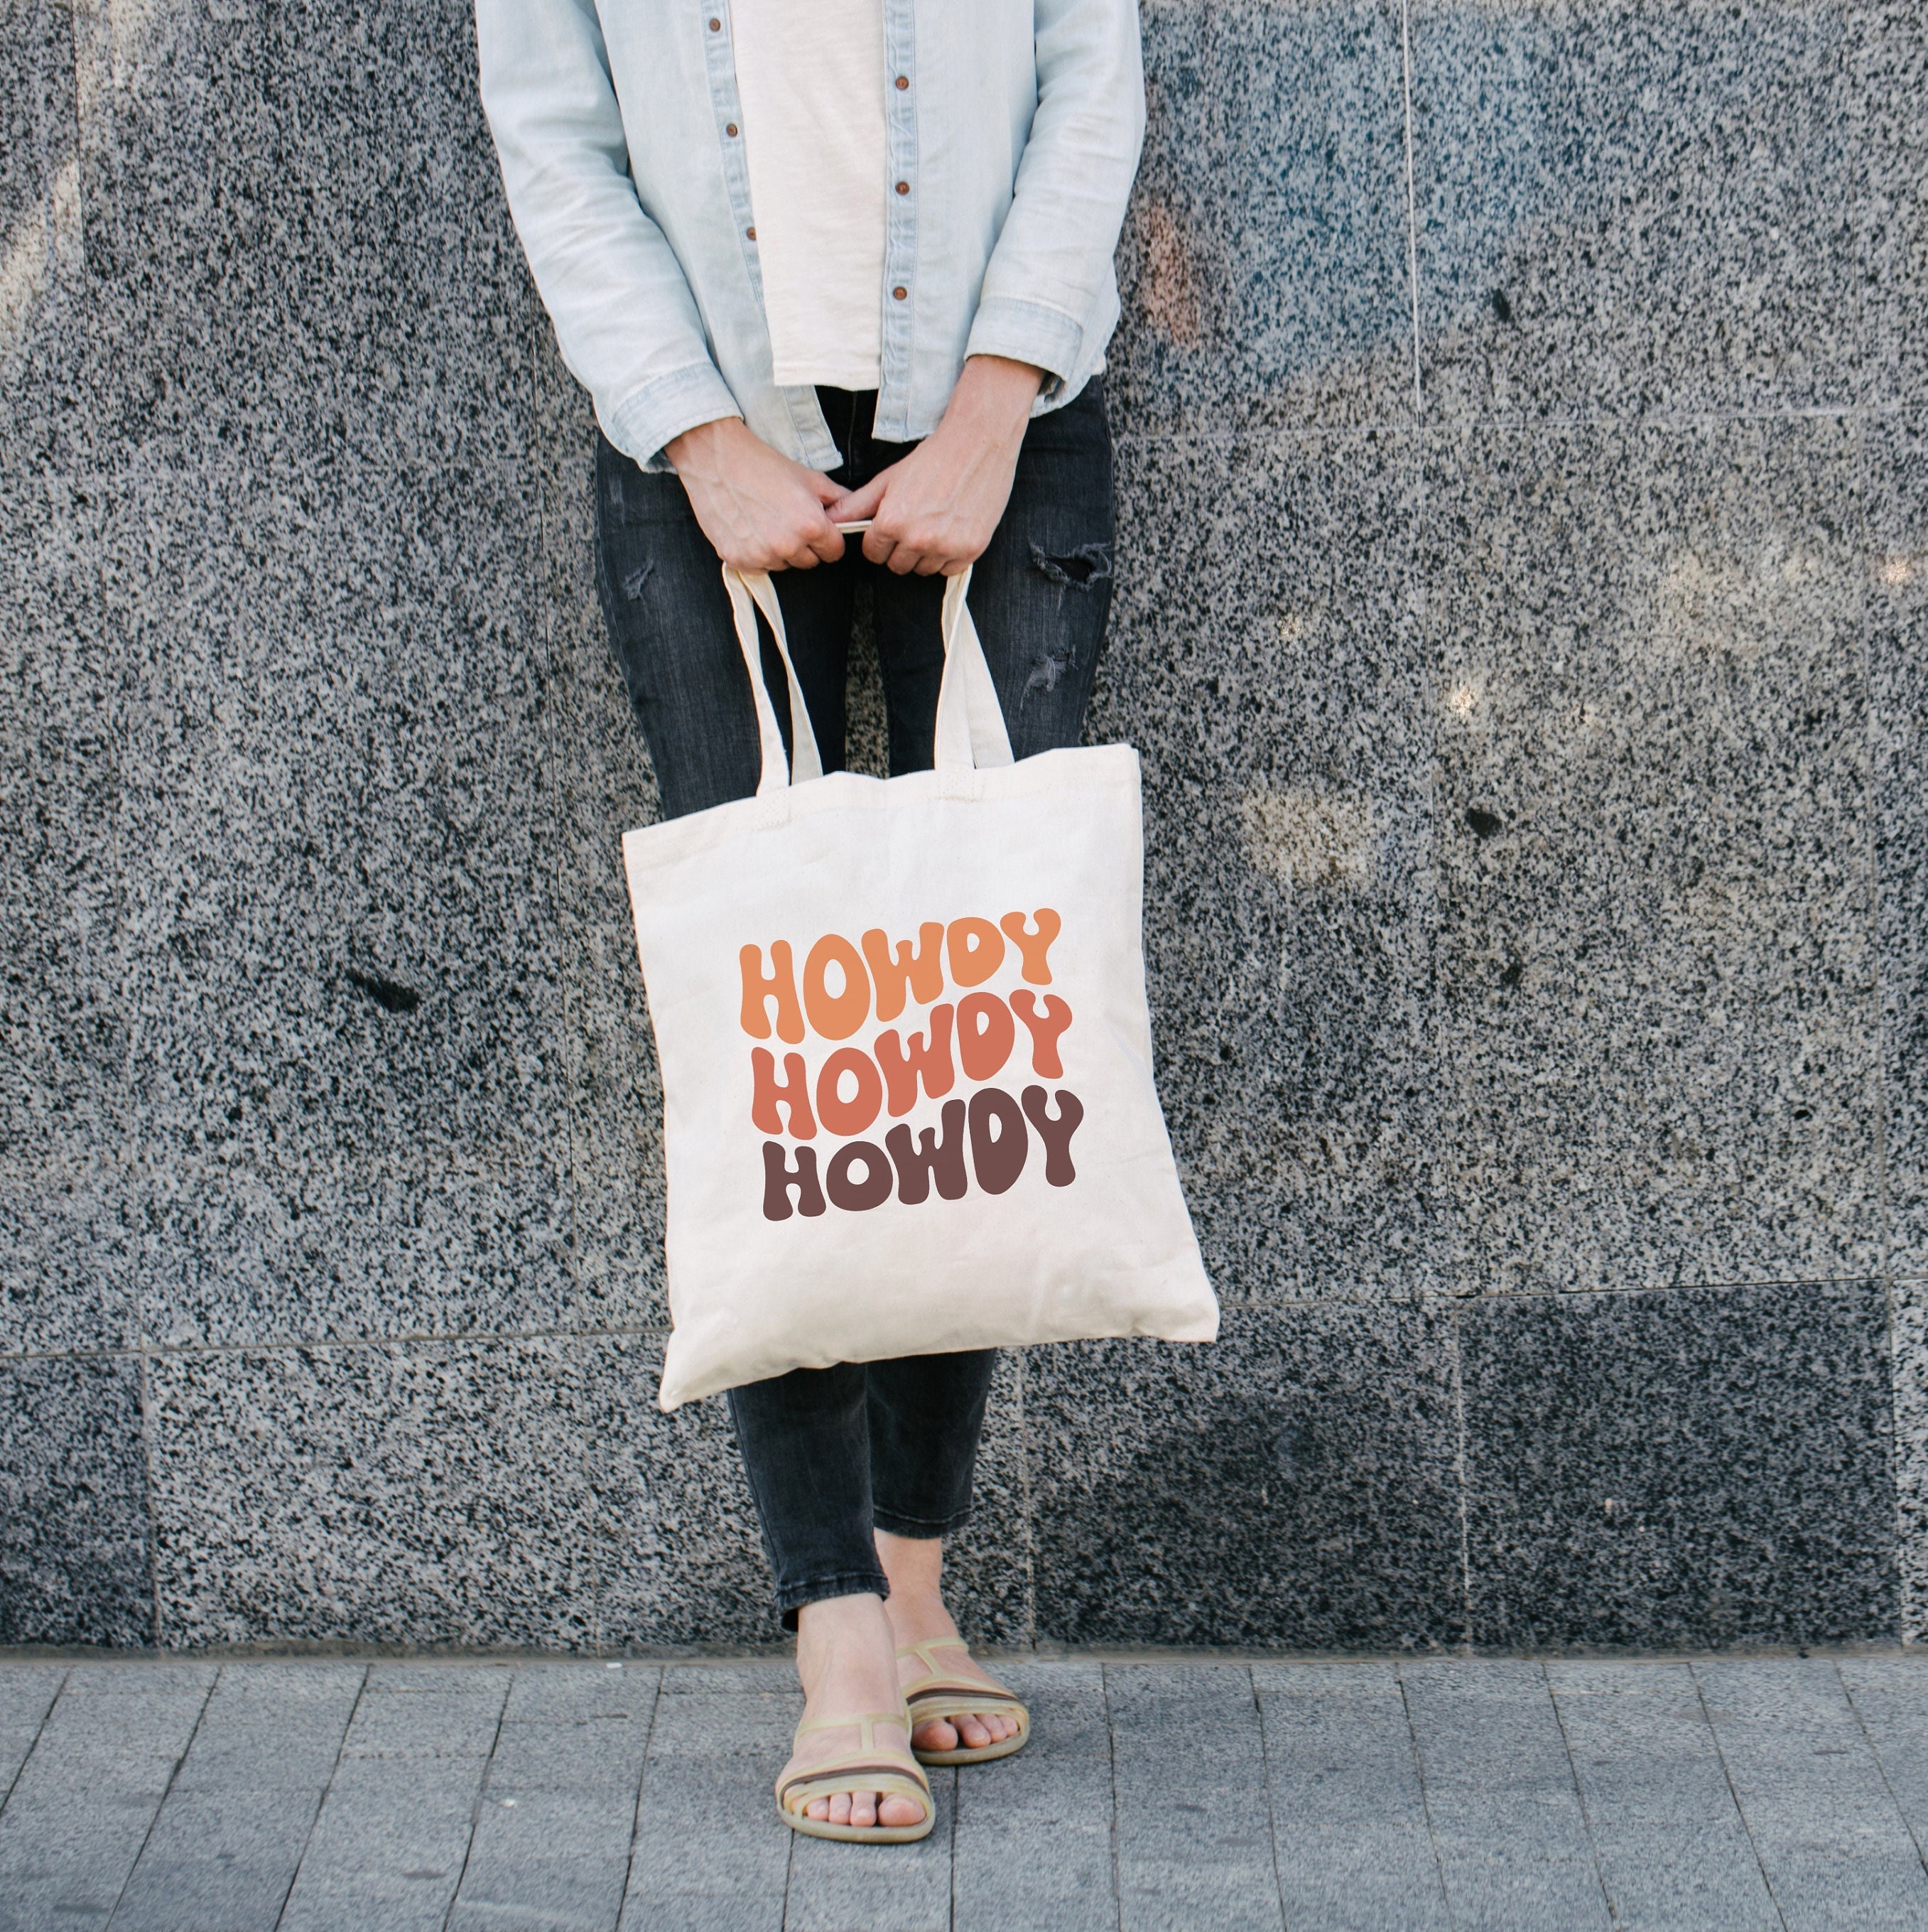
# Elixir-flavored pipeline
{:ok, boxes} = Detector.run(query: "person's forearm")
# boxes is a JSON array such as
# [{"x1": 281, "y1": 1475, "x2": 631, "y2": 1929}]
[{"x1": 939, "y1": 355, "x2": 1044, "y2": 443}]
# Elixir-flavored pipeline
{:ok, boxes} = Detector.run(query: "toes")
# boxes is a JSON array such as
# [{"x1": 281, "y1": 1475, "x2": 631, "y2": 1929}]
[
  {"x1": 880, "y1": 1792, "x2": 924, "y2": 1828},
  {"x1": 912, "y1": 1717, "x2": 960, "y2": 1753},
  {"x1": 828, "y1": 1789, "x2": 854, "y2": 1826},
  {"x1": 850, "y1": 1790, "x2": 879, "y2": 1829},
  {"x1": 957, "y1": 1712, "x2": 992, "y2": 1749}
]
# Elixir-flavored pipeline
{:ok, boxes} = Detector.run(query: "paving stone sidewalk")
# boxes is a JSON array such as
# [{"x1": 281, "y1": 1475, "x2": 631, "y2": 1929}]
[{"x1": 4, "y1": 1653, "x2": 1928, "y2": 1930}]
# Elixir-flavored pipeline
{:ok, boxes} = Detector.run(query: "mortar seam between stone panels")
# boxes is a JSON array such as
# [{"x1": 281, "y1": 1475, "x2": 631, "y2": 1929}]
[
  {"x1": 1543, "y1": 1659, "x2": 1617, "y2": 1926},
  {"x1": 104, "y1": 1664, "x2": 218, "y2": 1926},
  {"x1": 1862, "y1": 408, "x2": 1909, "y2": 1642},
  {"x1": 614, "y1": 1664, "x2": 664, "y2": 1926},
  {"x1": 134, "y1": 1349, "x2": 163, "y2": 1651},
  {"x1": 9, "y1": 1275, "x2": 1896, "y2": 1368},
  {"x1": 1691, "y1": 1661, "x2": 1789, "y2": 1932},
  {"x1": 438, "y1": 1670, "x2": 513, "y2": 1932},
  {"x1": 0, "y1": 1668, "x2": 67, "y2": 1825},
  {"x1": 271, "y1": 1661, "x2": 370, "y2": 1930},
  {"x1": 1450, "y1": 1302, "x2": 1473, "y2": 1655},
  {"x1": 1837, "y1": 1658, "x2": 1928, "y2": 1882},
  {"x1": 1107, "y1": 406, "x2": 1880, "y2": 455},
  {"x1": 1398, "y1": 0, "x2": 1421, "y2": 417},
  {"x1": 1014, "y1": 1351, "x2": 1037, "y2": 1647},
  {"x1": 1394, "y1": 1661, "x2": 1451, "y2": 1916}
]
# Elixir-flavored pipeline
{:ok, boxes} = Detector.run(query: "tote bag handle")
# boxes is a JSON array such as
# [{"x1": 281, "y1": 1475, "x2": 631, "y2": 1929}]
[{"x1": 722, "y1": 560, "x2": 1014, "y2": 797}]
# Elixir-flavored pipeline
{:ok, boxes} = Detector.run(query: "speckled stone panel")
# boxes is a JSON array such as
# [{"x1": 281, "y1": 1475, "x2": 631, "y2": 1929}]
[
  {"x1": 1461, "y1": 1283, "x2": 1897, "y2": 1649},
  {"x1": 1869, "y1": 414, "x2": 1928, "y2": 1273},
  {"x1": 73, "y1": 0, "x2": 529, "y2": 465},
  {"x1": 569, "y1": 1337, "x2": 770, "y2": 1651},
  {"x1": 1409, "y1": 1, "x2": 1861, "y2": 419},
  {"x1": 1027, "y1": 1304, "x2": 1466, "y2": 1650},
  {"x1": 1098, "y1": 428, "x2": 1441, "y2": 1300},
  {"x1": 146, "y1": 1340, "x2": 594, "y2": 1650},
  {"x1": 1427, "y1": 418, "x2": 1880, "y2": 1294},
  {"x1": 109, "y1": 439, "x2": 576, "y2": 1353},
  {"x1": 1109, "y1": 0, "x2": 1415, "y2": 431},
  {"x1": 69, "y1": 0, "x2": 596, "y2": 1350},
  {"x1": 1890, "y1": 1278, "x2": 1928, "y2": 1641},
  {"x1": 0, "y1": 1353, "x2": 153, "y2": 1647},
  {"x1": 2, "y1": 4, "x2": 129, "y2": 1356},
  {"x1": 1870, "y1": 414, "x2": 1928, "y2": 1638},
  {"x1": 0, "y1": 429, "x2": 131, "y2": 1354},
  {"x1": 581, "y1": 1338, "x2": 1032, "y2": 1648},
  {"x1": 1858, "y1": 5, "x2": 1928, "y2": 401}
]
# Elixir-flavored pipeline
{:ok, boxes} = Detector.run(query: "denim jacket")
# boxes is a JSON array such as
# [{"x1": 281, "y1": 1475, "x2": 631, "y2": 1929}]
[{"x1": 476, "y1": 0, "x2": 1144, "y2": 470}]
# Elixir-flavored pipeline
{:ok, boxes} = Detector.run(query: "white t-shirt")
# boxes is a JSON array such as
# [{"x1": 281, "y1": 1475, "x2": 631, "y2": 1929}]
[{"x1": 731, "y1": 0, "x2": 888, "y2": 391}]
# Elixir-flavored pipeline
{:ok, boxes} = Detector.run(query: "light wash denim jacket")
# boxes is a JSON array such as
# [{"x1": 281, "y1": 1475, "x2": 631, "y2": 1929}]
[{"x1": 476, "y1": 0, "x2": 1144, "y2": 471}]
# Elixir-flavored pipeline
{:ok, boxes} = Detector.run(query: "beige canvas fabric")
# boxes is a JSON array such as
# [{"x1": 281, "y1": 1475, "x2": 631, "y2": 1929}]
[{"x1": 623, "y1": 564, "x2": 1216, "y2": 1410}]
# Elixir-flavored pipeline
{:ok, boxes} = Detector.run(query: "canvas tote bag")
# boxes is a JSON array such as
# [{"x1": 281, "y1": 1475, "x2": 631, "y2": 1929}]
[{"x1": 623, "y1": 559, "x2": 1217, "y2": 1410}]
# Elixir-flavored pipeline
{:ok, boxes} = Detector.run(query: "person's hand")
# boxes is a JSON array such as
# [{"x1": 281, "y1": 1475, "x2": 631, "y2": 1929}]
[
  {"x1": 664, "y1": 416, "x2": 846, "y2": 571},
  {"x1": 826, "y1": 355, "x2": 1043, "y2": 576}
]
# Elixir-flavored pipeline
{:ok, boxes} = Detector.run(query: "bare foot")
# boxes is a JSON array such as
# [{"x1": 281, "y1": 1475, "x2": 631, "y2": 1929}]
[
  {"x1": 877, "y1": 1529, "x2": 1024, "y2": 1756},
  {"x1": 780, "y1": 1592, "x2": 926, "y2": 1831}
]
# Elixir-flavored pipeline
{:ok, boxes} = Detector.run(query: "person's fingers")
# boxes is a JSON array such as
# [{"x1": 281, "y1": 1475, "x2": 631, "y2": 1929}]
[
  {"x1": 806, "y1": 469, "x2": 846, "y2": 505},
  {"x1": 832, "y1": 471, "x2": 892, "y2": 524},
  {"x1": 803, "y1": 520, "x2": 846, "y2": 566}
]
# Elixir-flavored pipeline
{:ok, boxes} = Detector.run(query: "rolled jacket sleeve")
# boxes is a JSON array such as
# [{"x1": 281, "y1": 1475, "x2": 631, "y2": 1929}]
[
  {"x1": 964, "y1": 0, "x2": 1144, "y2": 393},
  {"x1": 476, "y1": 0, "x2": 741, "y2": 464}
]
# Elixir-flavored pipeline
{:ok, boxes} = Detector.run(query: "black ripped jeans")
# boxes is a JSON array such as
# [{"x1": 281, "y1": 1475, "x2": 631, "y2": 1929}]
[{"x1": 595, "y1": 379, "x2": 1114, "y2": 1626}]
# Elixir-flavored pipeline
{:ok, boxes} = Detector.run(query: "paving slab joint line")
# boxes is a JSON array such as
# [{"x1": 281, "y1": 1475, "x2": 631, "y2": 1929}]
[
  {"x1": 614, "y1": 1666, "x2": 665, "y2": 1927},
  {"x1": 1543, "y1": 1656, "x2": 1619, "y2": 1926},
  {"x1": 102, "y1": 1666, "x2": 217, "y2": 1927},
  {"x1": 1838, "y1": 1659, "x2": 1928, "y2": 1885},
  {"x1": 1249, "y1": 1663, "x2": 1289, "y2": 1930},
  {"x1": 1395, "y1": 1659, "x2": 1453, "y2": 1914},
  {"x1": 1690, "y1": 1660, "x2": 1790, "y2": 1932},
  {"x1": 0, "y1": 1668, "x2": 65, "y2": 1826},
  {"x1": 270, "y1": 1663, "x2": 370, "y2": 1932},
  {"x1": 437, "y1": 1668, "x2": 514, "y2": 1932}
]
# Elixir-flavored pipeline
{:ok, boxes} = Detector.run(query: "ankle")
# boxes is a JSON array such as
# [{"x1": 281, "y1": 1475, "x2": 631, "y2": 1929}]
[
  {"x1": 875, "y1": 1528, "x2": 945, "y2": 1603},
  {"x1": 794, "y1": 1592, "x2": 893, "y2": 1701}
]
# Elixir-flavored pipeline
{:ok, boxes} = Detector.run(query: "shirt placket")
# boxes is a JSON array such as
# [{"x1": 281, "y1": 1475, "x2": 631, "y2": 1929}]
[
  {"x1": 700, "y1": 1, "x2": 840, "y2": 467},
  {"x1": 874, "y1": 0, "x2": 919, "y2": 442}
]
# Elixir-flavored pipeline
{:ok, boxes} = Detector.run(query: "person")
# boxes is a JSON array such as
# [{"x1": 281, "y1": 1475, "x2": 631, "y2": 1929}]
[{"x1": 477, "y1": 0, "x2": 1144, "y2": 1841}]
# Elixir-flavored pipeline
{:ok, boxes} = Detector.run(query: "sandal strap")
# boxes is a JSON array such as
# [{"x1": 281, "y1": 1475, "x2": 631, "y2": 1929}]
[
  {"x1": 777, "y1": 1737, "x2": 933, "y2": 1818},
  {"x1": 895, "y1": 1639, "x2": 971, "y2": 1672},
  {"x1": 904, "y1": 1684, "x2": 1027, "y2": 1715},
  {"x1": 792, "y1": 1708, "x2": 910, "y2": 1743}
]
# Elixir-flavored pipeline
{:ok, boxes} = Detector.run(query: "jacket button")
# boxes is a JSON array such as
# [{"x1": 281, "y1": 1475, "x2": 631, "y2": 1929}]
[
  {"x1": 892, "y1": 286, "x2": 907, "y2": 301},
  {"x1": 894, "y1": 74, "x2": 909, "y2": 89},
  {"x1": 709, "y1": 16, "x2": 721, "y2": 28},
  {"x1": 726, "y1": 123, "x2": 739, "y2": 136},
  {"x1": 895, "y1": 180, "x2": 909, "y2": 195},
  {"x1": 747, "y1": 227, "x2": 757, "y2": 241}
]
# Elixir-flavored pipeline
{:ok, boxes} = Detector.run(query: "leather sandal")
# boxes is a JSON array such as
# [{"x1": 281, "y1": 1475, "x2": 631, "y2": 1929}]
[
  {"x1": 897, "y1": 1639, "x2": 1031, "y2": 1766},
  {"x1": 774, "y1": 1707, "x2": 935, "y2": 1843}
]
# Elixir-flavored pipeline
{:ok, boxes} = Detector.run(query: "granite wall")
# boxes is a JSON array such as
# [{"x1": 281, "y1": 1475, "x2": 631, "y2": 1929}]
[{"x1": 2, "y1": 0, "x2": 1923, "y2": 1656}]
